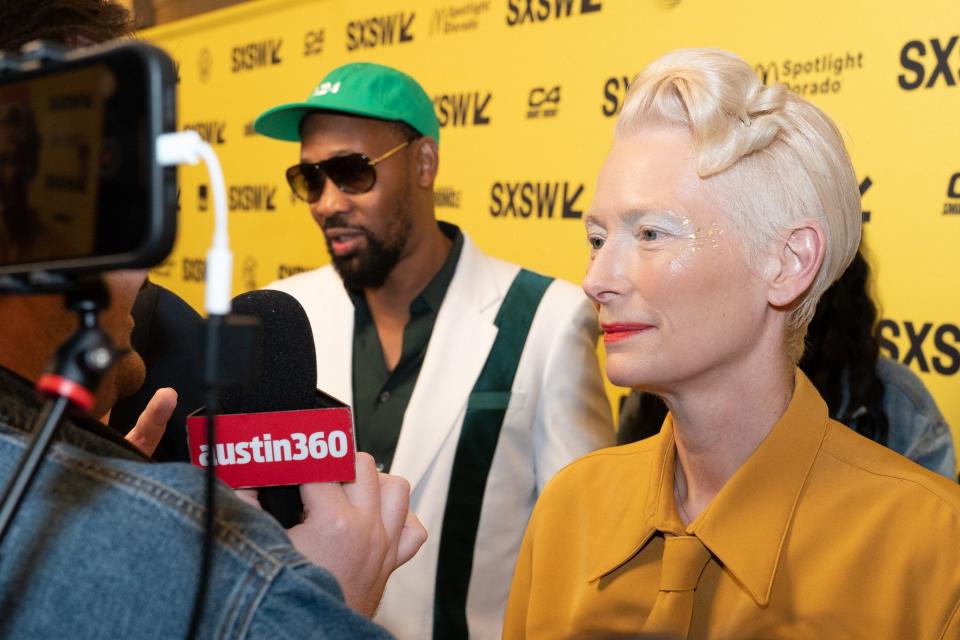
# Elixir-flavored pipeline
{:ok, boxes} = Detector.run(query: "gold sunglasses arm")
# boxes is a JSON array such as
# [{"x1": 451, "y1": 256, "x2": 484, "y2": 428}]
[{"x1": 369, "y1": 139, "x2": 412, "y2": 166}]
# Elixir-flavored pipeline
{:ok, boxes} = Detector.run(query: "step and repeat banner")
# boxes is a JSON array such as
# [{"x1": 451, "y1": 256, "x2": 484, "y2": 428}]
[{"x1": 144, "y1": 0, "x2": 960, "y2": 447}]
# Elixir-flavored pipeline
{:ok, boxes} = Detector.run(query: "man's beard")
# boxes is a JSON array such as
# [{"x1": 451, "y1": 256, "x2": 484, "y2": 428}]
[{"x1": 324, "y1": 214, "x2": 412, "y2": 291}]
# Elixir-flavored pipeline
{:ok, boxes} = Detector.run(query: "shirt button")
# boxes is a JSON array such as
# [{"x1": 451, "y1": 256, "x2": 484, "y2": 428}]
[
  {"x1": 376, "y1": 463, "x2": 385, "y2": 472},
  {"x1": 379, "y1": 391, "x2": 391, "y2": 403}
]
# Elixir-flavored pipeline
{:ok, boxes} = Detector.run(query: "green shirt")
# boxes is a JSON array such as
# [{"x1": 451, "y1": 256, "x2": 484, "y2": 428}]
[{"x1": 349, "y1": 222, "x2": 464, "y2": 472}]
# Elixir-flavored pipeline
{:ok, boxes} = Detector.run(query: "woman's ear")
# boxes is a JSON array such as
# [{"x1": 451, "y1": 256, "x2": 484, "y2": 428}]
[
  {"x1": 413, "y1": 137, "x2": 439, "y2": 188},
  {"x1": 765, "y1": 219, "x2": 826, "y2": 308}
]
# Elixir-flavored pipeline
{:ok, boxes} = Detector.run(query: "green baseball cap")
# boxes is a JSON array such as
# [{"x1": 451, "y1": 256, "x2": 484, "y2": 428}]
[{"x1": 253, "y1": 62, "x2": 439, "y2": 143}]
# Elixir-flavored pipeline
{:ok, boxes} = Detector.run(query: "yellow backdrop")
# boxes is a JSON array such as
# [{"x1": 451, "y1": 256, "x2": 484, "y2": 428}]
[{"x1": 144, "y1": 0, "x2": 960, "y2": 456}]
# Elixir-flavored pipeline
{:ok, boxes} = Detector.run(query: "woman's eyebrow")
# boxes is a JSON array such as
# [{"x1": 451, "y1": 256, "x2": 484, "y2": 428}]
[
  {"x1": 585, "y1": 207, "x2": 688, "y2": 228},
  {"x1": 625, "y1": 208, "x2": 687, "y2": 223}
]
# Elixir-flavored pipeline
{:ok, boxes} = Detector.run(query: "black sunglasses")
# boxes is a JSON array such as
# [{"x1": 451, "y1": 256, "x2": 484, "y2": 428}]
[{"x1": 285, "y1": 139, "x2": 413, "y2": 204}]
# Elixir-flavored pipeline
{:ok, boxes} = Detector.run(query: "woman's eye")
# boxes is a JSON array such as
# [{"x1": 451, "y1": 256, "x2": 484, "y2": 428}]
[
  {"x1": 588, "y1": 236, "x2": 604, "y2": 250},
  {"x1": 639, "y1": 228, "x2": 660, "y2": 241}
]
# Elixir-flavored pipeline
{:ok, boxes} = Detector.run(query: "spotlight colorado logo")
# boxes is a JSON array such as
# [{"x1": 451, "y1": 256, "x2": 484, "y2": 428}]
[
  {"x1": 430, "y1": 1, "x2": 491, "y2": 35},
  {"x1": 754, "y1": 51, "x2": 864, "y2": 96}
]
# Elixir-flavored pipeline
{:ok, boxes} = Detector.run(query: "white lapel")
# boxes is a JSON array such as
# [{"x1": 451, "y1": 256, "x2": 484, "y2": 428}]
[
  {"x1": 270, "y1": 267, "x2": 355, "y2": 406},
  {"x1": 390, "y1": 235, "x2": 502, "y2": 492},
  {"x1": 311, "y1": 270, "x2": 355, "y2": 406}
]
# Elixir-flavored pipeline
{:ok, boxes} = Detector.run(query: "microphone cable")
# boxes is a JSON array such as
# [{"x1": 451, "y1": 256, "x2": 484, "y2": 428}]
[{"x1": 156, "y1": 130, "x2": 232, "y2": 640}]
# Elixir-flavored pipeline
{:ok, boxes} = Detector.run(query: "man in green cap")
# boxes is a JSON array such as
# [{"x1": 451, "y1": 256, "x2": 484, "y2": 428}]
[{"x1": 256, "y1": 62, "x2": 613, "y2": 639}]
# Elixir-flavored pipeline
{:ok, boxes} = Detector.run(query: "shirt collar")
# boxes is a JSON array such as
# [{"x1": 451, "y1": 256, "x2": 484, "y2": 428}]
[
  {"x1": 590, "y1": 370, "x2": 830, "y2": 606},
  {"x1": 417, "y1": 221, "x2": 462, "y2": 312}
]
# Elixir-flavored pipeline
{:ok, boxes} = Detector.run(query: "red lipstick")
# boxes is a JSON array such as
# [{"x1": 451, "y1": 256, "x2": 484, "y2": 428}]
[{"x1": 601, "y1": 323, "x2": 653, "y2": 344}]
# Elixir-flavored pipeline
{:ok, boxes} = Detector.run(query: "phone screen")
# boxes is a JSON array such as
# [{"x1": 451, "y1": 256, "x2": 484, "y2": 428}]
[{"x1": 0, "y1": 45, "x2": 173, "y2": 273}]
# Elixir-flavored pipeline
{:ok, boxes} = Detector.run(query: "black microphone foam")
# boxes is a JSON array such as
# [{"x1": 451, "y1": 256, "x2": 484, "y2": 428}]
[
  {"x1": 220, "y1": 289, "x2": 317, "y2": 415},
  {"x1": 221, "y1": 289, "x2": 317, "y2": 527}
]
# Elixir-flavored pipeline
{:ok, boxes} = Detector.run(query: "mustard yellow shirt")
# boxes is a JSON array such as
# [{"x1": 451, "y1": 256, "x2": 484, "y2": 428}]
[{"x1": 504, "y1": 371, "x2": 960, "y2": 639}]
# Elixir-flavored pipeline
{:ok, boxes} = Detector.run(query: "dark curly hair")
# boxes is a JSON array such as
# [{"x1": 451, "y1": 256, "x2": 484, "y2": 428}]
[
  {"x1": 0, "y1": 0, "x2": 133, "y2": 51},
  {"x1": 618, "y1": 248, "x2": 889, "y2": 445},
  {"x1": 799, "y1": 249, "x2": 888, "y2": 443}
]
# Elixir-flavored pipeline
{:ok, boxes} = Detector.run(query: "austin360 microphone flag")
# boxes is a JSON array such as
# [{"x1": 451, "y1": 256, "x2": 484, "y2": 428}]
[{"x1": 186, "y1": 289, "x2": 356, "y2": 489}]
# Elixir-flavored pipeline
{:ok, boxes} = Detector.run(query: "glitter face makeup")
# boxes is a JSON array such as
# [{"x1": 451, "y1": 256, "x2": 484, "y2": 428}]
[{"x1": 680, "y1": 218, "x2": 724, "y2": 254}]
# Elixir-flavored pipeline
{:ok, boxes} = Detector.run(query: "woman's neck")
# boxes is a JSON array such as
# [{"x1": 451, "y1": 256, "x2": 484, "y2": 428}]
[{"x1": 664, "y1": 348, "x2": 796, "y2": 524}]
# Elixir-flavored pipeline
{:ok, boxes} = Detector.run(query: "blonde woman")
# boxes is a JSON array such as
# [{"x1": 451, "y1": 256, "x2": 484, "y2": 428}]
[{"x1": 504, "y1": 48, "x2": 960, "y2": 639}]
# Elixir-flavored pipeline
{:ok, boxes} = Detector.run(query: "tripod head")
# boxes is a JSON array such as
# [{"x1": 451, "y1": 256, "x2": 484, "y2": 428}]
[{"x1": 33, "y1": 274, "x2": 118, "y2": 413}]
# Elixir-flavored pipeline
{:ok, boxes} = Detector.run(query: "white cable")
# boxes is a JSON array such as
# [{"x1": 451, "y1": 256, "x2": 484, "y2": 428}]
[{"x1": 155, "y1": 131, "x2": 233, "y2": 315}]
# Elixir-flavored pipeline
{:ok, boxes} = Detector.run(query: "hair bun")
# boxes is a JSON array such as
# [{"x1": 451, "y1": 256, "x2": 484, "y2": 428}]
[{"x1": 697, "y1": 83, "x2": 787, "y2": 176}]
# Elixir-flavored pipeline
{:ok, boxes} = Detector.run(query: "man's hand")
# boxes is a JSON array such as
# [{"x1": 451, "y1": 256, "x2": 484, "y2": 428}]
[
  {"x1": 124, "y1": 387, "x2": 177, "y2": 457},
  {"x1": 248, "y1": 453, "x2": 427, "y2": 617}
]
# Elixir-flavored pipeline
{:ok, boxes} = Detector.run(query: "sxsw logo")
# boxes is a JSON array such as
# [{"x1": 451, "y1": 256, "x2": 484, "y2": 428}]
[
  {"x1": 433, "y1": 92, "x2": 492, "y2": 127},
  {"x1": 527, "y1": 86, "x2": 560, "y2": 118},
  {"x1": 304, "y1": 29, "x2": 325, "y2": 56},
  {"x1": 601, "y1": 74, "x2": 633, "y2": 117},
  {"x1": 434, "y1": 186, "x2": 463, "y2": 209},
  {"x1": 231, "y1": 39, "x2": 283, "y2": 72},
  {"x1": 242, "y1": 256, "x2": 259, "y2": 290},
  {"x1": 898, "y1": 35, "x2": 959, "y2": 90},
  {"x1": 945, "y1": 173, "x2": 960, "y2": 215},
  {"x1": 877, "y1": 319, "x2": 960, "y2": 376},
  {"x1": 198, "y1": 48, "x2": 212, "y2": 82},
  {"x1": 182, "y1": 257, "x2": 207, "y2": 282},
  {"x1": 183, "y1": 121, "x2": 226, "y2": 145},
  {"x1": 506, "y1": 0, "x2": 602, "y2": 26},
  {"x1": 229, "y1": 185, "x2": 277, "y2": 212},
  {"x1": 859, "y1": 176, "x2": 872, "y2": 222},
  {"x1": 278, "y1": 264, "x2": 312, "y2": 279},
  {"x1": 346, "y1": 13, "x2": 415, "y2": 50},
  {"x1": 151, "y1": 257, "x2": 174, "y2": 279},
  {"x1": 489, "y1": 181, "x2": 585, "y2": 219}
]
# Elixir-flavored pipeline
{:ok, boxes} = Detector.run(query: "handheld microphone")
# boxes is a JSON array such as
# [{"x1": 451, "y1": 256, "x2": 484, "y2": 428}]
[{"x1": 187, "y1": 289, "x2": 355, "y2": 527}]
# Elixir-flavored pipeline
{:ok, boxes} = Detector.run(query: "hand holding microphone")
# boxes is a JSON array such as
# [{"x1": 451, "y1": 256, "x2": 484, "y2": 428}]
[
  {"x1": 235, "y1": 454, "x2": 427, "y2": 617},
  {"x1": 283, "y1": 453, "x2": 426, "y2": 617}
]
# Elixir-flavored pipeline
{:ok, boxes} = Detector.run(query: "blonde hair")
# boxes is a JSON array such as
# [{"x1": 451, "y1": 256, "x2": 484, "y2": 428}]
[{"x1": 616, "y1": 48, "x2": 861, "y2": 362}]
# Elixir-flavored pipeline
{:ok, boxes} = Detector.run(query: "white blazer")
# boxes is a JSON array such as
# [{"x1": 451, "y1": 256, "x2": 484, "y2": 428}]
[{"x1": 268, "y1": 232, "x2": 613, "y2": 639}]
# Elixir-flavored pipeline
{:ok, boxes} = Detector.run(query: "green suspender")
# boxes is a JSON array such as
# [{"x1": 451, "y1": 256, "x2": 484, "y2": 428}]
[{"x1": 433, "y1": 268, "x2": 553, "y2": 639}]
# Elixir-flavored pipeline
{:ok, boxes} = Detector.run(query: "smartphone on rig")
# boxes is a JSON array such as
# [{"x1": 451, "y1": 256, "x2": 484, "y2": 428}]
[{"x1": 0, "y1": 41, "x2": 177, "y2": 276}]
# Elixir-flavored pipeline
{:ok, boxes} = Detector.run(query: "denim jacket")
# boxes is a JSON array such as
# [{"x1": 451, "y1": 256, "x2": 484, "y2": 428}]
[
  {"x1": 0, "y1": 367, "x2": 391, "y2": 639},
  {"x1": 871, "y1": 358, "x2": 956, "y2": 480}
]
